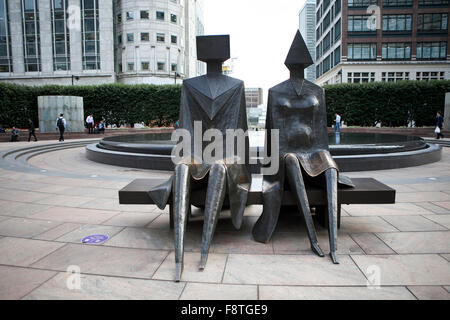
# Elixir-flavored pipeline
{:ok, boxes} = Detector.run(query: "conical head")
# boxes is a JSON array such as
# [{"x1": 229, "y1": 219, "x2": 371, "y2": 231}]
[{"x1": 285, "y1": 30, "x2": 313, "y2": 72}]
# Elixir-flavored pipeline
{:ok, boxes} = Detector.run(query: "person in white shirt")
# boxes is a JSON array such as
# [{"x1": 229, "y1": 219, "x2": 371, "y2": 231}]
[
  {"x1": 56, "y1": 114, "x2": 67, "y2": 142},
  {"x1": 86, "y1": 114, "x2": 94, "y2": 134},
  {"x1": 334, "y1": 113, "x2": 341, "y2": 133}
]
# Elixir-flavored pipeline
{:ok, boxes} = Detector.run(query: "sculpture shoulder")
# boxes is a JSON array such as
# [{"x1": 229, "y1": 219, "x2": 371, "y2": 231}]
[
  {"x1": 303, "y1": 80, "x2": 325, "y2": 95},
  {"x1": 184, "y1": 75, "x2": 243, "y2": 87},
  {"x1": 268, "y1": 80, "x2": 292, "y2": 95}
]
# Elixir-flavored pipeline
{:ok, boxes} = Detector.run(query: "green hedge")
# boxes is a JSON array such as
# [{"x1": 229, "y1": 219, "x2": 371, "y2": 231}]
[
  {"x1": 324, "y1": 80, "x2": 450, "y2": 127},
  {"x1": 1, "y1": 80, "x2": 449, "y2": 129},
  {"x1": 0, "y1": 83, "x2": 181, "y2": 129}
]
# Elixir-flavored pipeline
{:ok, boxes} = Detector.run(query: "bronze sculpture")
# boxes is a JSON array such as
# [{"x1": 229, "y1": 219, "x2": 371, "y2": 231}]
[
  {"x1": 252, "y1": 31, "x2": 353, "y2": 264},
  {"x1": 147, "y1": 35, "x2": 251, "y2": 281}
]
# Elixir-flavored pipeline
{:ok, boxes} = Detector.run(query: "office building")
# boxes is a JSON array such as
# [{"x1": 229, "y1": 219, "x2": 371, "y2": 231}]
[
  {"x1": 299, "y1": 0, "x2": 317, "y2": 81},
  {"x1": 314, "y1": 0, "x2": 450, "y2": 86}
]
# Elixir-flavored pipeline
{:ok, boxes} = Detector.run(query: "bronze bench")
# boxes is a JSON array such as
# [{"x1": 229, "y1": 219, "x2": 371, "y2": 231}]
[{"x1": 119, "y1": 178, "x2": 396, "y2": 229}]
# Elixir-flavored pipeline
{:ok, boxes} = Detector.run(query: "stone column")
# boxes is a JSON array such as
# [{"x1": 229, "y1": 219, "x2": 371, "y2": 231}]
[
  {"x1": 8, "y1": 0, "x2": 25, "y2": 74},
  {"x1": 444, "y1": 93, "x2": 450, "y2": 131},
  {"x1": 39, "y1": 0, "x2": 53, "y2": 74},
  {"x1": 99, "y1": 0, "x2": 114, "y2": 74},
  {"x1": 68, "y1": 0, "x2": 82, "y2": 73}
]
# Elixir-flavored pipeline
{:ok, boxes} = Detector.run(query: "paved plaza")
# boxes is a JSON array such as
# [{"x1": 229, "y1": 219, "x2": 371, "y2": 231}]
[{"x1": 0, "y1": 139, "x2": 449, "y2": 300}]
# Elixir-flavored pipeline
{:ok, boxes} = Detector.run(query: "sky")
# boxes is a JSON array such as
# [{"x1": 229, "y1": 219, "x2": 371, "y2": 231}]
[{"x1": 204, "y1": 0, "x2": 307, "y2": 102}]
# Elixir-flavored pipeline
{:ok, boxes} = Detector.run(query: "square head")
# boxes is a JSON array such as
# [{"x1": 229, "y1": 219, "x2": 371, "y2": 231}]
[{"x1": 196, "y1": 35, "x2": 230, "y2": 63}]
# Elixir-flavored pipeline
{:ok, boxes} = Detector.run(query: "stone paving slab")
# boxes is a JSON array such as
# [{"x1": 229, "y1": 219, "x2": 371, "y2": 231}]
[
  {"x1": 433, "y1": 202, "x2": 450, "y2": 210},
  {"x1": 441, "y1": 254, "x2": 450, "y2": 262},
  {"x1": 349, "y1": 233, "x2": 396, "y2": 255},
  {"x1": 29, "y1": 207, "x2": 119, "y2": 224},
  {"x1": 102, "y1": 212, "x2": 161, "y2": 228},
  {"x1": 422, "y1": 215, "x2": 450, "y2": 229},
  {"x1": 0, "y1": 218, "x2": 62, "y2": 238},
  {"x1": 376, "y1": 231, "x2": 450, "y2": 254},
  {"x1": 0, "y1": 200, "x2": 50, "y2": 218},
  {"x1": 272, "y1": 233, "x2": 364, "y2": 255},
  {"x1": 381, "y1": 216, "x2": 447, "y2": 232},
  {"x1": 339, "y1": 217, "x2": 399, "y2": 233},
  {"x1": 35, "y1": 194, "x2": 96, "y2": 207},
  {"x1": 0, "y1": 237, "x2": 65, "y2": 267},
  {"x1": 23, "y1": 273, "x2": 185, "y2": 300},
  {"x1": 408, "y1": 182, "x2": 450, "y2": 192},
  {"x1": 415, "y1": 202, "x2": 450, "y2": 214},
  {"x1": 79, "y1": 198, "x2": 156, "y2": 213},
  {"x1": 351, "y1": 254, "x2": 450, "y2": 286},
  {"x1": 222, "y1": 254, "x2": 367, "y2": 286},
  {"x1": 0, "y1": 189, "x2": 52, "y2": 203},
  {"x1": 55, "y1": 224, "x2": 124, "y2": 244},
  {"x1": 407, "y1": 286, "x2": 450, "y2": 300},
  {"x1": 33, "y1": 223, "x2": 83, "y2": 241},
  {"x1": 180, "y1": 283, "x2": 257, "y2": 300},
  {"x1": 342, "y1": 203, "x2": 433, "y2": 217},
  {"x1": 106, "y1": 227, "x2": 202, "y2": 252},
  {"x1": 258, "y1": 285, "x2": 415, "y2": 300},
  {"x1": 0, "y1": 216, "x2": 9, "y2": 223},
  {"x1": 0, "y1": 265, "x2": 57, "y2": 300},
  {"x1": 153, "y1": 252, "x2": 227, "y2": 283},
  {"x1": 396, "y1": 192, "x2": 450, "y2": 203},
  {"x1": 32, "y1": 244, "x2": 168, "y2": 279},
  {"x1": 146, "y1": 213, "x2": 171, "y2": 229},
  {"x1": 211, "y1": 232, "x2": 274, "y2": 255}
]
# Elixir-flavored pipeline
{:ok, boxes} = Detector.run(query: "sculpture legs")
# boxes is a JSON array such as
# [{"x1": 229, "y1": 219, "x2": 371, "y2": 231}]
[
  {"x1": 285, "y1": 154, "x2": 324, "y2": 257},
  {"x1": 325, "y1": 168, "x2": 339, "y2": 264},
  {"x1": 200, "y1": 164, "x2": 227, "y2": 270},
  {"x1": 173, "y1": 164, "x2": 191, "y2": 282}
]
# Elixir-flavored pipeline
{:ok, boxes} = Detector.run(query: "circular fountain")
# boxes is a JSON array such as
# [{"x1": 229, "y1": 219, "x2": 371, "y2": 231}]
[{"x1": 86, "y1": 132, "x2": 442, "y2": 172}]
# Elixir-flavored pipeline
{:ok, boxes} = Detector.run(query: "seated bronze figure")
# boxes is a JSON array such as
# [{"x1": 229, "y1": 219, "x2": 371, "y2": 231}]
[
  {"x1": 252, "y1": 31, "x2": 353, "y2": 264},
  {"x1": 148, "y1": 35, "x2": 251, "y2": 281}
]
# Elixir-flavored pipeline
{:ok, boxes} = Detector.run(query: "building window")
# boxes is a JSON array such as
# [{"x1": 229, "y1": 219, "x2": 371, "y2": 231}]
[
  {"x1": 51, "y1": 0, "x2": 70, "y2": 71},
  {"x1": 348, "y1": 0, "x2": 378, "y2": 8},
  {"x1": 127, "y1": 62, "x2": 134, "y2": 71},
  {"x1": 157, "y1": 62, "x2": 165, "y2": 71},
  {"x1": 171, "y1": 14, "x2": 177, "y2": 24},
  {"x1": 141, "y1": 61, "x2": 149, "y2": 71},
  {"x1": 416, "y1": 42, "x2": 447, "y2": 59},
  {"x1": 140, "y1": 10, "x2": 149, "y2": 20},
  {"x1": 22, "y1": 0, "x2": 41, "y2": 72},
  {"x1": 348, "y1": 15, "x2": 373, "y2": 32},
  {"x1": 382, "y1": 0, "x2": 413, "y2": 6},
  {"x1": 127, "y1": 33, "x2": 134, "y2": 42},
  {"x1": 382, "y1": 72, "x2": 410, "y2": 82},
  {"x1": 335, "y1": 18, "x2": 341, "y2": 40},
  {"x1": 416, "y1": 71, "x2": 445, "y2": 81},
  {"x1": 118, "y1": 34, "x2": 122, "y2": 44},
  {"x1": 347, "y1": 72, "x2": 375, "y2": 83},
  {"x1": 126, "y1": 11, "x2": 133, "y2": 20},
  {"x1": 382, "y1": 15, "x2": 412, "y2": 31},
  {"x1": 323, "y1": 11, "x2": 331, "y2": 30},
  {"x1": 117, "y1": 13, "x2": 121, "y2": 24},
  {"x1": 323, "y1": 55, "x2": 331, "y2": 73},
  {"x1": 323, "y1": 32, "x2": 331, "y2": 51},
  {"x1": 0, "y1": 0, "x2": 13, "y2": 72},
  {"x1": 171, "y1": 35, "x2": 177, "y2": 44},
  {"x1": 156, "y1": 11, "x2": 165, "y2": 20},
  {"x1": 81, "y1": 0, "x2": 100, "y2": 70},
  {"x1": 157, "y1": 33, "x2": 165, "y2": 42},
  {"x1": 417, "y1": 14, "x2": 448, "y2": 32},
  {"x1": 347, "y1": 43, "x2": 377, "y2": 60},
  {"x1": 382, "y1": 43, "x2": 411, "y2": 60},
  {"x1": 171, "y1": 63, "x2": 177, "y2": 72},
  {"x1": 419, "y1": 0, "x2": 449, "y2": 6},
  {"x1": 334, "y1": 46, "x2": 341, "y2": 65},
  {"x1": 335, "y1": 0, "x2": 341, "y2": 15},
  {"x1": 141, "y1": 33, "x2": 149, "y2": 42}
]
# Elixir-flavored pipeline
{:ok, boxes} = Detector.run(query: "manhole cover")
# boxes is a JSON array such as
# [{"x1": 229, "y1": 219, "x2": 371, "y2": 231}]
[{"x1": 81, "y1": 235, "x2": 109, "y2": 244}]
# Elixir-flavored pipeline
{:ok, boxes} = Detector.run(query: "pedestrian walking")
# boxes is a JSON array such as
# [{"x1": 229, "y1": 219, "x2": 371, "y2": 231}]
[
  {"x1": 86, "y1": 114, "x2": 94, "y2": 134},
  {"x1": 56, "y1": 114, "x2": 66, "y2": 142},
  {"x1": 436, "y1": 111, "x2": 444, "y2": 140},
  {"x1": 28, "y1": 119, "x2": 37, "y2": 142},
  {"x1": 334, "y1": 113, "x2": 342, "y2": 133}
]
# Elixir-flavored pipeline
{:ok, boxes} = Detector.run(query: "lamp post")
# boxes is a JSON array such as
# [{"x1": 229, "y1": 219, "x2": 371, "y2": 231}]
[
  {"x1": 174, "y1": 72, "x2": 180, "y2": 84},
  {"x1": 71, "y1": 75, "x2": 80, "y2": 86}
]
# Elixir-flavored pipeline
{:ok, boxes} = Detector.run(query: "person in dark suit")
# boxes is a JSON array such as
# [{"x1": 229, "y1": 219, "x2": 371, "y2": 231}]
[
  {"x1": 436, "y1": 111, "x2": 444, "y2": 140},
  {"x1": 28, "y1": 119, "x2": 37, "y2": 142}
]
